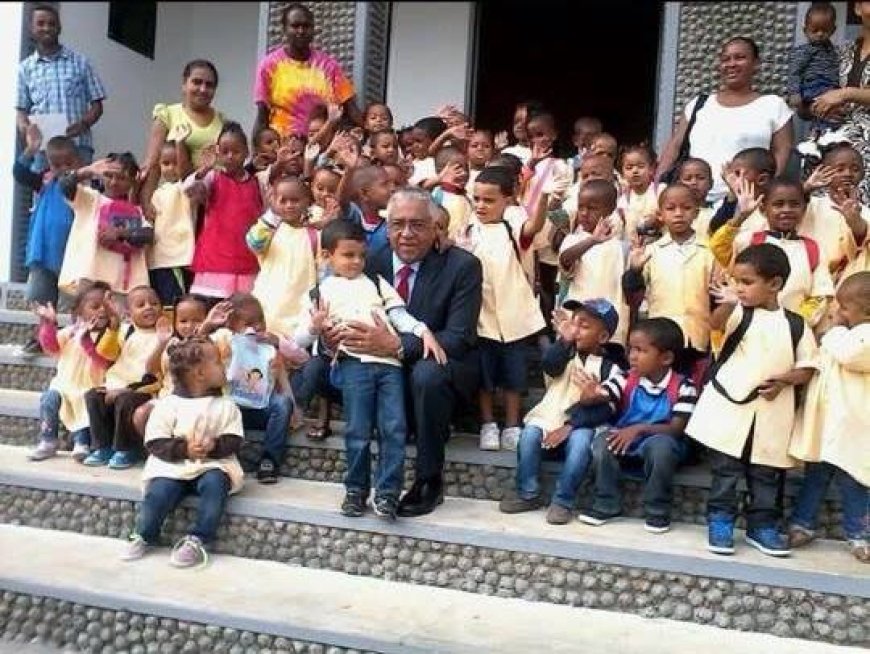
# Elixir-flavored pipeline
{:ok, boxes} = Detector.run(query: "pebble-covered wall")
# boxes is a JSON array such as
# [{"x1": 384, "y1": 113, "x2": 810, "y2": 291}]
[{"x1": 673, "y1": 2, "x2": 798, "y2": 120}]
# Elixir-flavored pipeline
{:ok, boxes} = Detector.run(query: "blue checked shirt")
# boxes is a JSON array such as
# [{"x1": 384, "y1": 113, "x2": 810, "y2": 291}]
[{"x1": 16, "y1": 45, "x2": 107, "y2": 150}]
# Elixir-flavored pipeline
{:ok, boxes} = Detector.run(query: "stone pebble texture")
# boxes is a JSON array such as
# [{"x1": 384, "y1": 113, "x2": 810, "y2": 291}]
[
  {"x1": 673, "y1": 2, "x2": 797, "y2": 121},
  {"x1": 0, "y1": 590, "x2": 372, "y2": 654},
  {"x1": 0, "y1": 487, "x2": 867, "y2": 647}
]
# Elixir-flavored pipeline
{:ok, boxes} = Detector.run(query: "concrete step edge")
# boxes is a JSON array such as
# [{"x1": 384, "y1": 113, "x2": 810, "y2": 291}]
[{"x1": 1, "y1": 445, "x2": 866, "y2": 599}]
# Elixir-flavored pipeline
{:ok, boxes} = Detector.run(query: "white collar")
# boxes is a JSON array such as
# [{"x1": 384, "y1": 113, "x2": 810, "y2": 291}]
[
  {"x1": 392, "y1": 254, "x2": 421, "y2": 274},
  {"x1": 637, "y1": 369, "x2": 673, "y2": 394}
]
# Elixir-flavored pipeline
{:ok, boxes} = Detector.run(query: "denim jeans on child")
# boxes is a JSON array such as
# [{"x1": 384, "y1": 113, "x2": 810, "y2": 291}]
[
  {"x1": 706, "y1": 433, "x2": 784, "y2": 530},
  {"x1": 517, "y1": 425, "x2": 595, "y2": 508},
  {"x1": 340, "y1": 357, "x2": 407, "y2": 500},
  {"x1": 239, "y1": 391, "x2": 294, "y2": 466},
  {"x1": 791, "y1": 462, "x2": 869, "y2": 540},
  {"x1": 25, "y1": 266, "x2": 60, "y2": 307},
  {"x1": 39, "y1": 388, "x2": 90, "y2": 446},
  {"x1": 590, "y1": 431, "x2": 687, "y2": 519},
  {"x1": 136, "y1": 469, "x2": 231, "y2": 545}
]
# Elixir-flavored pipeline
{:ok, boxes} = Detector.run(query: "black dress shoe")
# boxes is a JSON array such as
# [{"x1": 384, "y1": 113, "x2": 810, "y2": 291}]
[{"x1": 397, "y1": 478, "x2": 444, "y2": 517}]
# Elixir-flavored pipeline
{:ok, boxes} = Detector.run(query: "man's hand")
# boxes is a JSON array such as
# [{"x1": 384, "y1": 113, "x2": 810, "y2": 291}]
[
  {"x1": 542, "y1": 424, "x2": 571, "y2": 450},
  {"x1": 342, "y1": 313, "x2": 401, "y2": 358},
  {"x1": 758, "y1": 375, "x2": 789, "y2": 401},
  {"x1": 421, "y1": 330, "x2": 447, "y2": 365},
  {"x1": 65, "y1": 121, "x2": 86, "y2": 138},
  {"x1": 606, "y1": 425, "x2": 645, "y2": 456}
]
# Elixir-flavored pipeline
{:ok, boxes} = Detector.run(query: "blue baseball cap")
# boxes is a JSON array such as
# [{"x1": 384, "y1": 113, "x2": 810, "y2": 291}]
[{"x1": 562, "y1": 297, "x2": 619, "y2": 337}]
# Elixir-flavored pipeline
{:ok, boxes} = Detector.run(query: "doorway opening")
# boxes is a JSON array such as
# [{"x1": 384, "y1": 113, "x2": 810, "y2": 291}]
[{"x1": 471, "y1": 1, "x2": 663, "y2": 155}]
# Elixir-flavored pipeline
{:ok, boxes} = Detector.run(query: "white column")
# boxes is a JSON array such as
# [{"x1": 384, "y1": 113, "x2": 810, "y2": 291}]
[
  {"x1": 0, "y1": 2, "x2": 24, "y2": 283},
  {"x1": 653, "y1": 2, "x2": 680, "y2": 155}
]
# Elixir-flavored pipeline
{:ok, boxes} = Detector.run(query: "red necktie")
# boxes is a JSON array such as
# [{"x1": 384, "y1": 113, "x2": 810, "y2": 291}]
[{"x1": 395, "y1": 265, "x2": 412, "y2": 302}]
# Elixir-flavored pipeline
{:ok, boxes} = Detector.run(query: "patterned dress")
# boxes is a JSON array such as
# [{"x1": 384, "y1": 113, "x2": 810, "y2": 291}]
[{"x1": 838, "y1": 39, "x2": 870, "y2": 203}]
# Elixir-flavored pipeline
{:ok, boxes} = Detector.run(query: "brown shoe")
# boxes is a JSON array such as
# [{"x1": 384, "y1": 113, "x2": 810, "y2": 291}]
[
  {"x1": 498, "y1": 495, "x2": 545, "y2": 514},
  {"x1": 849, "y1": 539, "x2": 870, "y2": 563},
  {"x1": 787, "y1": 524, "x2": 816, "y2": 548},
  {"x1": 546, "y1": 504, "x2": 572, "y2": 525}
]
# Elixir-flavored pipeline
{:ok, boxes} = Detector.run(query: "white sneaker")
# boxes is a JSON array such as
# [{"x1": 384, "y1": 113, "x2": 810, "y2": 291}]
[
  {"x1": 120, "y1": 534, "x2": 149, "y2": 561},
  {"x1": 500, "y1": 426, "x2": 521, "y2": 451},
  {"x1": 479, "y1": 422, "x2": 500, "y2": 451},
  {"x1": 28, "y1": 440, "x2": 58, "y2": 462},
  {"x1": 71, "y1": 442, "x2": 90, "y2": 463}
]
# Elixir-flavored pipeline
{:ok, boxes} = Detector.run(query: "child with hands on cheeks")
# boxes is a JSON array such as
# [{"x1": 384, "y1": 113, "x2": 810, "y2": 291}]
[{"x1": 687, "y1": 244, "x2": 818, "y2": 558}]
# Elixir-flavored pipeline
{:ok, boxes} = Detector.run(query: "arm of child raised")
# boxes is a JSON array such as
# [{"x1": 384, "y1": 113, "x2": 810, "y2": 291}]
[{"x1": 558, "y1": 219, "x2": 613, "y2": 271}]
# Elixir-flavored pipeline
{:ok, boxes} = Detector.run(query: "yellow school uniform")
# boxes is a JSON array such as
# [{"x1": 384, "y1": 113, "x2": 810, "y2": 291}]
[
  {"x1": 559, "y1": 213, "x2": 630, "y2": 345},
  {"x1": 840, "y1": 240, "x2": 869, "y2": 281},
  {"x1": 789, "y1": 324, "x2": 870, "y2": 486},
  {"x1": 104, "y1": 326, "x2": 160, "y2": 391},
  {"x1": 642, "y1": 234, "x2": 717, "y2": 350},
  {"x1": 619, "y1": 183, "x2": 665, "y2": 240},
  {"x1": 801, "y1": 196, "x2": 869, "y2": 280},
  {"x1": 148, "y1": 182, "x2": 195, "y2": 270},
  {"x1": 48, "y1": 326, "x2": 113, "y2": 431},
  {"x1": 693, "y1": 207, "x2": 715, "y2": 245},
  {"x1": 59, "y1": 186, "x2": 151, "y2": 295},
  {"x1": 249, "y1": 218, "x2": 319, "y2": 337},
  {"x1": 467, "y1": 215, "x2": 545, "y2": 343},
  {"x1": 732, "y1": 231, "x2": 835, "y2": 325},
  {"x1": 142, "y1": 395, "x2": 246, "y2": 493},
  {"x1": 524, "y1": 353, "x2": 609, "y2": 432},
  {"x1": 434, "y1": 187, "x2": 474, "y2": 239},
  {"x1": 686, "y1": 305, "x2": 818, "y2": 467}
]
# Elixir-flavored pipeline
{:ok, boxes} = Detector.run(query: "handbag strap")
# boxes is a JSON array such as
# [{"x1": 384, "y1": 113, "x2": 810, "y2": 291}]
[{"x1": 678, "y1": 93, "x2": 709, "y2": 160}]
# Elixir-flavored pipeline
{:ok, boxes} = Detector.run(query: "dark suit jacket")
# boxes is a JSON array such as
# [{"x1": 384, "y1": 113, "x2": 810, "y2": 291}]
[{"x1": 366, "y1": 244, "x2": 482, "y2": 401}]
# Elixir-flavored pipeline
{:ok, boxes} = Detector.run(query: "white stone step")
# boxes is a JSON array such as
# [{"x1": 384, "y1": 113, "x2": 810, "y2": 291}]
[
  {"x1": 1, "y1": 444, "x2": 866, "y2": 600},
  {"x1": 0, "y1": 524, "x2": 857, "y2": 654}
]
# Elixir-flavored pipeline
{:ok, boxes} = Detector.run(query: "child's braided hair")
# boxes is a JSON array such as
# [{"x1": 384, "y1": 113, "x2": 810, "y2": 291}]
[{"x1": 166, "y1": 336, "x2": 217, "y2": 394}]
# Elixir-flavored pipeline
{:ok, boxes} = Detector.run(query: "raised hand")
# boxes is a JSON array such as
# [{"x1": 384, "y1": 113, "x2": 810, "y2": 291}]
[
  {"x1": 709, "y1": 278, "x2": 739, "y2": 306},
  {"x1": 327, "y1": 103, "x2": 344, "y2": 124},
  {"x1": 32, "y1": 302, "x2": 56, "y2": 324},
  {"x1": 628, "y1": 241, "x2": 651, "y2": 270},
  {"x1": 831, "y1": 186, "x2": 862, "y2": 225},
  {"x1": 201, "y1": 300, "x2": 233, "y2": 333},
  {"x1": 721, "y1": 162, "x2": 741, "y2": 199},
  {"x1": 530, "y1": 141, "x2": 553, "y2": 163},
  {"x1": 24, "y1": 123, "x2": 43, "y2": 154},
  {"x1": 156, "y1": 315, "x2": 173, "y2": 343},
  {"x1": 803, "y1": 164, "x2": 836, "y2": 193},
  {"x1": 198, "y1": 144, "x2": 217, "y2": 172},
  {"x1": 591, "y1": 218, "x2": 615, "y2": 243},
  {"x1": 304, "y1": 142, "x2": 322, "y2": 162},
  {"x1": 494, "y1": 131, "x2": 509, "y2": 151},
  {"x1": 309, "y1": 299, "x2": 330, "y2": 335},
  {"x1": 734, "y1": 176, "x2": 762, "y2": 220}
]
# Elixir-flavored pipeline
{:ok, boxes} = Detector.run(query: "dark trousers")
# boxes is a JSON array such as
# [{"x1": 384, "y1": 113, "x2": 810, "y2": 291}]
[
  {"x1": 707, "y1": 433, "x2": 785, "y2": 530},
  {"x1": 590, "y1": 432, "x2": 686, "y2": 519},
  {"x1": 407, "y1": 358, "x2": 457, "y2": 482},
  {"x1": 84, "y1": 389, "x2": 152, "y2": 452},
  {"x1": 149, "y1": 267, "x2": 193, "y2": 308},
  {"x1": 136, "y1": 469, "x2": 230, "y2": 545},
  {"x1": 291, "y1": 352, "x2": 342, "y2": 409}
]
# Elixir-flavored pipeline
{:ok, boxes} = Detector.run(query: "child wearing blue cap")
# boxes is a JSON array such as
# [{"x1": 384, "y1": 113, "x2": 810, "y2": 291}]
[{"x1": 499, "y1": 297, "x2": 627, "y2": 524}]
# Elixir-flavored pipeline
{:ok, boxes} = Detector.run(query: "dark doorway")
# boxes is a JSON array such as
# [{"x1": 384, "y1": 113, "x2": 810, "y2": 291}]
[{"x1": 471, "y1": 0, "x2": 662, "y2": 155}]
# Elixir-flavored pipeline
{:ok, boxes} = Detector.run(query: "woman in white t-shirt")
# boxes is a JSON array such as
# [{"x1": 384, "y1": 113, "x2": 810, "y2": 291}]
[{"x1": 659, "y1": 37, "x2": 794, "y2": 204}]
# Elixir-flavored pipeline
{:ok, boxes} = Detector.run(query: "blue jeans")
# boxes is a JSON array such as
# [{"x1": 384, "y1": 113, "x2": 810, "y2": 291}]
[
  {"x1": 25, "y1": 266, "x2": 59, "y2": 307},
  {"x1": 239, "y1": 391, "x2": 293, "y2": 465},
  {"x1": 340, "y1": 358, "x2": 407, "y2": 499},
  {"x1": 30, "y1": 145, "x2": 94, "y2": 174},
  {"x1": 39, "y1": 389, "x2": 90, "y2": 446},
  {"x1": 791, "y1": 462, "x2": 869, "y2": 540},
  {"x1": 136, "y1": 469, "x2": 230, "y2": 545},
  {"x1": 590, "y1": 431, "x2": 687, "y2": 519},
  {"x1": 516, "y1": 424, "x2": 595, "y2": 508}
]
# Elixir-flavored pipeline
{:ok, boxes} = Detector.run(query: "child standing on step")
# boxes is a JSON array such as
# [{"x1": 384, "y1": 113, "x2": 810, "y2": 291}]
[
  {"x1": 464, "y1": 166, "x2": 551, "y2": 452},
  {"x1": 122, "y1": 337, "x2": 245, "y2": 568},
  {"x1": 617, "y1": 145, "x2": 665, "y2": 242},
  {"x1": 29, "y1": 281, "x2": 119, "y2": 462},
  {"x1": 788, "y1": 271, "x2": 870, "y2": 562},
  {"x1": 676, "y1": 158, "x2": 714, "y2": 243},
  {"x1": 500, "y1": 298, "x2": 625, "y2": 525},
  {"x1": 83, "y1": 286, "x2": 163, "y2": 469},
  {"x1": 578, "y1": 318, "x2": 698, "y2": 534},
  {"x1": 687, "y1": 244, "x2": 818, "y2": 558}
]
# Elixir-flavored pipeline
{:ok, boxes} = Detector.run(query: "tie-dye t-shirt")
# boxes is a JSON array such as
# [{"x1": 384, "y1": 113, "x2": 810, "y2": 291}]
[{"x1": 254, "y1": 47, "x2": 355, "y2": 138}]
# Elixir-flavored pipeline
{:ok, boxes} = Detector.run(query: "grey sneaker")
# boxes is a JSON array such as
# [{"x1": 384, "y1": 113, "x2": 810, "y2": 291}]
[
  {"x1": 71, "y1": 442, "x2": 90, "y2": 463},
  {"x1": 120, "y1": 534, "x2": 149, "y2": 561},
  {"x1": 28, "y1": 440, "x2": 58, "y2": 462},
  {"x1": 546, "y1": 504, "x2": 572, "y2": 525},
  {"x1": 169, "y1": 535, "x2": 208, "y2": 568},
  {"x1": 499, "y1": 495, "x2": 545, "y2": 514},
  {"x1": 500, "y1": 426, "x2": 521, "y2": 451}
]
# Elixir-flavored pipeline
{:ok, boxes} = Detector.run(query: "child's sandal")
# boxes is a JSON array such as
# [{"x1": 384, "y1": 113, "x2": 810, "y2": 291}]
[
  {"x1": 849, "y1": 539, "x2": 870, "y2": 563},
  {"x1": 307, "y1": 423, "x2": 332, "y2": 441},
  {"x1": 787, "y1": 524, "x2": 816, "y2": 548}
]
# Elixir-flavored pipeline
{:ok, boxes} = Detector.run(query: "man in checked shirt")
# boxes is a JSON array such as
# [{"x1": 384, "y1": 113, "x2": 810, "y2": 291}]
[{"x1": 15, "y1": 4, "x2": 107, "y2": 173}]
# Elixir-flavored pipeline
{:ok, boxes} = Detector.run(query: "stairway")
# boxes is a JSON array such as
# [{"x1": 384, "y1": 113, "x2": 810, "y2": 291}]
[{"x1": 0, "y1": 282, "x2": 867, "y2": 653}]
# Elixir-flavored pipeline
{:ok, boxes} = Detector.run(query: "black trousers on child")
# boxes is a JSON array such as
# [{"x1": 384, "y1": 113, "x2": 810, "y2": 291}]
[
  {"x1": 707, "y1": 429, "x2": 785, "y2": 530},
  {"x1": 85, "y1": 389, "x2": 153, "y2": 452}
]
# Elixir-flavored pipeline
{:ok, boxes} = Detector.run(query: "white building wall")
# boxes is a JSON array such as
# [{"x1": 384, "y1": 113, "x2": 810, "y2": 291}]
[
  {"x1": 386, "y1": 2, "x2": 473, "y2": 127},
  {"x1": 57, "y1": 2, "x2": 262, "y2": 160},
  {"x1": 0, "y1": 2, "x2": 24, "y2": 283}
]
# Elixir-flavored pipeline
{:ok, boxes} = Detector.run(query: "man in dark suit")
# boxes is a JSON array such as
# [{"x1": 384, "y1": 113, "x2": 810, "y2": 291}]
[{"x1": 339, "y1": 187, "x2": 482, "y2": 516}]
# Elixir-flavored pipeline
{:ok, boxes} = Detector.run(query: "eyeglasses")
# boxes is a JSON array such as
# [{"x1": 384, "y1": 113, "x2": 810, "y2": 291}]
[{"x1": 387, "y1": 220, "x2": 429, "y2": 234}]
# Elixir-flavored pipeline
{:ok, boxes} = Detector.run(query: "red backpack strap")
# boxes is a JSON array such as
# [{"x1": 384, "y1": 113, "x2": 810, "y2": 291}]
[
  {"x1": 799, "y1": 236, "x2": 819, "y2": 272},
  {"x1": 620, "y1": 371, "x2": 641, "y2": 413},
  {"x1": 750, "y1": 231, "x2": 766, "y2": 246},
  {"x1": 665, "y1": 372, "x2": 684, "y2": 408}
]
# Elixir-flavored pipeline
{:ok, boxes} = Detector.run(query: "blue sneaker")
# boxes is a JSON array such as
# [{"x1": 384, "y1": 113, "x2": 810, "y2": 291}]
[
  {"x1": 83, "y1": 448, "x2": 114, "y2": 467},
  {"x1": 707, "y1": 514, "x2": 735, "y2": 555},
  {"x1": 746, "y1": 526, "x2": 791, "y2": 557},
  {"x1": 108, "y1": 450, "x2": 137, "y2": 470}
]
